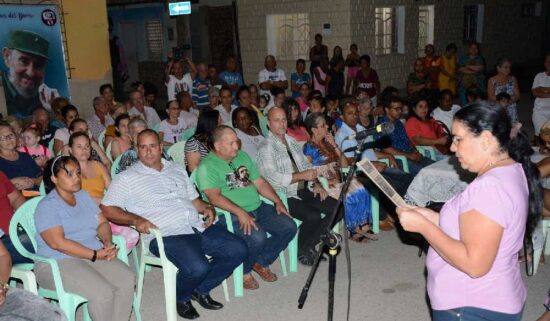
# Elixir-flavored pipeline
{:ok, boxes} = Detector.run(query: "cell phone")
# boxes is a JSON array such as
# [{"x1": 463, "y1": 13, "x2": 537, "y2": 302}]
[{"x1": 172, "y1": 47, "x2": 185, "y2": 62}]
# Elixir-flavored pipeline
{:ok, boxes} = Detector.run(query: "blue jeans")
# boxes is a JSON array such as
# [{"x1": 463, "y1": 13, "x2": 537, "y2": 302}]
[
  {"x1": 149, "y1": 224, "x2": 247, "y2": 303},
  {"x1": 1, "y1": 233, "x2": 33, "y2": 265},
  {"x1": 218, "y1": 202, "x2": 298, "y2": 274},
  {"x1": 432, "y1": 307, "x2": 523, "y2": 321}
]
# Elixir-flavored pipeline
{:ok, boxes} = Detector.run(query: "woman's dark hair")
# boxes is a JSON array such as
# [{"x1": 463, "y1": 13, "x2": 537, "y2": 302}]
[
  {"x1": 408, "y1": 93, "x2": 431, "y2": 121},
  {"x1": 231, "y1": 107, "x2": 254, "y2": 129},
  {"x1": 304, "y1": 112, "x2": 325, "y2": 136},
  {"x1": 165, "y1": 100, "x2": 178, "y2": 110},
  {"x1": 194, "y1": 110, "x2": 220, "y2": 147},
  {"x1": 68, "y1": 118, "x2": 87, "y2": 132},
  {"x1": 445, "y1": 43, "x2": 457, "y2": 52},
  {"x1": 68, "y1": 131, "x2": 90, "y2": 147},
  {"x1": 359, "y1": 54, "x2": 371, "y2": 64},
  {"x1": 99, "y1": 83, "x2": 113, "y2": 95},
  {"x1": 350, "y1": 43, "x2": 358, "y2": 50},
  {"x1": 282, "y1": 98, "x2": 303, "y2": 129},
  {"x1": 296, "y1": 59, "x2": 306, "y2": 66},
  {"x1": 495, "y1": 56, "x2": 512, "y2": 69},
  {"x1": 43, "y1": 156, "x2": 79, "y2": 193},
  {"x1": 453, "y1": 102, "x2": 542, "y2": 238},
  {"x1": 237, "y1": 85, "x2": 250, "y2": 101},
  {"x1": 440, "y1": 89, "x2": 453, "y2": 100},
  {"x1": 61, "y1": 104, "x2": 78, "y2": 121},
  {"x1": 114, "y1": 113, "x2": 130, "y2": 137}
]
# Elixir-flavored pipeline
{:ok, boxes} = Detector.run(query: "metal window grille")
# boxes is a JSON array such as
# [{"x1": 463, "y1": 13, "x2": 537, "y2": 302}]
[
  {"x1": 375, "y1": 7, "x2": 398, "y2": 55},
  {"x1": 145, "y1": 19, "x2": 163, "y2": 61},
  {"x1": 274, "y1": 14, "x2": 310, "y2": 60},
  {"x1": 418, "y1": 5, "x2": 433, "y2": 55},
  {"x1": 463, "y1": 5, "x2": 478, "y2": 43}
]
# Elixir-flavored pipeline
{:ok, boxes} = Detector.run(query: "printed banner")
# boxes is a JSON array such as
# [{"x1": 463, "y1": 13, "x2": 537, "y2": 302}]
[{"x1": 0, "y1": 4, "x2": 69, "y2": 117}]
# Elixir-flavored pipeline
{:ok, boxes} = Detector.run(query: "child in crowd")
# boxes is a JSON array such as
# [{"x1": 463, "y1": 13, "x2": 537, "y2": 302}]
[
  {"x1": 18, "y1": 123, "x2": 52, "y2": 169},
  {"x1": 431, "y1": 89, "x2": 461, "y2": 130},
  {"x1": 325, "y1": 95, "x2": 342, "y2": 131},
  {"x1": 290, "y1": 59, "x2": 312, "y2": 98},
  {"x1": 496, "y1": 92, "x2": 518, "y2": 123},
  {"x1": 259, "y1": 94, "x2": 270, "y2": 112},
  {"x1": 345, "y1": 43, "x2": 360, "y2": 95}
]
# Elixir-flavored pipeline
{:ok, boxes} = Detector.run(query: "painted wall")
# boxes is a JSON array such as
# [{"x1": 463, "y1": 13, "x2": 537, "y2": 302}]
[{"x1": 0, "y1": 0, "x2": 112, "y2": 119}]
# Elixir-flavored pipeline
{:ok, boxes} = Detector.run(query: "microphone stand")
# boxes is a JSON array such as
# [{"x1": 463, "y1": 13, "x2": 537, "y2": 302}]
[{"x1": 298, "y1": 137, "x2": 367, "y2": 321}]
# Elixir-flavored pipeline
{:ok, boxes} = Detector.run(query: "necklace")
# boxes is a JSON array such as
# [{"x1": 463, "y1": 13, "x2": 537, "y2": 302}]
[{"x1": 482, "y1": 156, "x2": 511, "y2": 175}]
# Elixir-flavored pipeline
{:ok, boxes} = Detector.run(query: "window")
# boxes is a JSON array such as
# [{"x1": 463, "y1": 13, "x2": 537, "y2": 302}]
[
  {"x1": 266, "y1": 14, "x2": 310, "y2": 60},
  {"x1": 375, "y1": 6, "x2": 405, "y2": 55},
  {"x1": 418, "y1": 5, "x2": 434, "y2": 55},
  {"x1": 463, "y1": 5, "x2": 484, "y2": 43},
  {"x1": 145, "y1": 19, "x2": 163, "y2": 61}
]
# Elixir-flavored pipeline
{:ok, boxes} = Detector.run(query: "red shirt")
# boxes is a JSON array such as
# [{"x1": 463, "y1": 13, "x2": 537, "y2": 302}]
[
  {"x1": 355, "y1": 68, "x2": 379, "y2": 98},
  {"x1": 405, "y1": 117, "x2": 449, "y2": 154},
  {"x1": 0, "y1": 171, "x2": 16, "y2": 235}
]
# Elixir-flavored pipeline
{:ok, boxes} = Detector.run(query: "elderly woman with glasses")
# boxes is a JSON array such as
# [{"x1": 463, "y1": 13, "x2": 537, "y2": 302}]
[{"x1": 0, "y1": 122, "x2": 42, "y2": 191}]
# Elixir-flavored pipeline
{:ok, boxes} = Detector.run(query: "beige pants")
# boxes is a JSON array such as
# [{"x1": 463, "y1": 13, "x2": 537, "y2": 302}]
[{"x1": 35, "y1": 258, "x2": 135, "y2": 321}]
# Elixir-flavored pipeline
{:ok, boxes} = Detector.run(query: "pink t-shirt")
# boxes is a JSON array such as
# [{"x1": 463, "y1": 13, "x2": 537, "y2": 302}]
[
  {"x1": 313, "y1": 67, "x2": 326, "y2": 96},
  {"x1": 427, "y1": 163, "x2": 528, "y2": 314},
  {"x1": 18, "y1": 145, "x2": 52, "y2": 159}
]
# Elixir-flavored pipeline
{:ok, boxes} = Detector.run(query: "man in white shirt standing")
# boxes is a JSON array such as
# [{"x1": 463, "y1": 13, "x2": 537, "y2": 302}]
[
  {"x1": 532, "y1": 53, "x2": 550, "y2": 137},
  {"x1": 128, "y1": 90, "x2": 161, "y2": 129},
  {"x1": 258, "y1": 55, "x2": 288, "y2": 104},
  {"x1": 165, "y1": 52, "x2": 197, "y2": 101},
  {"x1": 215, "y1": 86, "x2": 237, "y2": 124}
]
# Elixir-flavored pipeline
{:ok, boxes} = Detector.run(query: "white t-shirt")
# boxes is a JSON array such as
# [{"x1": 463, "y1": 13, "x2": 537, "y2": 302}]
[
  {"x1": 166, "y1": 74, "x2": 193, "y2": 101},
  {"x1": 532, "y1": 72, "x2": 550, "y2": 110},
  {"x1": 235, "y1": 128, "x2": 265, "y2": 159},
  {"x1": 215, "y1": 104, "x2": 237, "y2": 124},
  {"x1": 179, "y1": 109, "x2": 199, "y2": 128},
  {"x1": 159, "y1": 119, "x2": 188, "y2": 144},
  {"x1": 431, "y1": 104, "x2": 461, "y2": 131},
  {"x1": 128, "y1": 106, "x2": 161, "y2": 129},
  {"x1": 258, "y1": 68, "x2": 287, "y2": 102}
]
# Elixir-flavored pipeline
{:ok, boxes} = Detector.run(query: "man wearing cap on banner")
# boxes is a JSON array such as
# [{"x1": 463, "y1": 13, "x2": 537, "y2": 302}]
[{"x1": 2, "y1": 30, "x2": 59, "y2": 117}]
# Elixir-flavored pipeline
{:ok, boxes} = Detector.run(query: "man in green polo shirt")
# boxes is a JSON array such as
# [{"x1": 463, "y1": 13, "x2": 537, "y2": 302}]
[
  {"x1": 2, "y1": 30, "x2": 59, "y2": 116},
  {"x1": 195, "y1": 125, "x2": 297, "y2": 290}
]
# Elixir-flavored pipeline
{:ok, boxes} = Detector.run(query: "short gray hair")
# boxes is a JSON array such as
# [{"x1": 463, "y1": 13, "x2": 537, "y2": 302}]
[
  {"x1": 92, "y1": 96, "x2": 103, "y2": 110},
  {"x1": 358, "y1": 97, "x2": 372, "y2": 108}
]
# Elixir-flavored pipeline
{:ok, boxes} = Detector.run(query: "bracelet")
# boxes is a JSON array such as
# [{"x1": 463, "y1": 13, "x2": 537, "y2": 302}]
[
  {"x1": 0, "y1": 281, "x2": 9, "y2": 294},
  {"x1": 91, "y1": 250, "x2": 97, "y2": 262}
]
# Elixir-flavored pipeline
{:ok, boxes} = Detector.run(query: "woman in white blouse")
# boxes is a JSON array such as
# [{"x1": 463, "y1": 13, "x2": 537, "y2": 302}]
[{"x1": 232, "y1": 107, "x2": 264, "y2": 159}]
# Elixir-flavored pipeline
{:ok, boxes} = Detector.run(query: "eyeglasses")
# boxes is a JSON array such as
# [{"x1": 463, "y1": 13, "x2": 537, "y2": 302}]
[
  {"x1": 390, "y1": 107, "x2": 403, "y2": 112},
  {"x1": 0, "y1": 133, "x2": 16, "y2": 141}
]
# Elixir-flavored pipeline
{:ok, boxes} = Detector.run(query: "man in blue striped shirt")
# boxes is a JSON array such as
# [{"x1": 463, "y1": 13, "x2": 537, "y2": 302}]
[{"x1": 192, "y1": 63, "x2": 211, "y2": 111}]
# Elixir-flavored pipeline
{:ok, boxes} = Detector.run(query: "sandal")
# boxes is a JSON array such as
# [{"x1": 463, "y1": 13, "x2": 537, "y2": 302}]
[
  {"x1": 350, "y1": 232, "x2": 370, "y2": 244},
  {"x1": 355, "y1": 225, "x2": 379, "y2": 241}
]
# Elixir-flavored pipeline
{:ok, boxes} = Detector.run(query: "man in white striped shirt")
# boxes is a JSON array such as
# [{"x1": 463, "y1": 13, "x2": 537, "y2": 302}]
[{"x1": 101, "y1": 129, "x2": 247, "y2": 319}]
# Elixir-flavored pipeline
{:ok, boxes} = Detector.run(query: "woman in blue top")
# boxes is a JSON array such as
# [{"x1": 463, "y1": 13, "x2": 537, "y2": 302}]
[
  {"x1": 458, "y1": 42, "x2": 486, "y2": 105},
  {"x1": 302, "y1": 112, "x2": 375, "y2": 243},
  {"x1": 33, "y1": 156, "x2": 134, "y2": 321}
]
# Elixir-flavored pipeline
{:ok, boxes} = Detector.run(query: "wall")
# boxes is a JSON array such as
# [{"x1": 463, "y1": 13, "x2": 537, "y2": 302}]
[
  {"x1": 0, "y1": 0, "x2": 111, "y2": 119},
  {"x1": 237, "y1": 0, "x2": 352, "y2": 86},
  {"x1": 238, "y1": 0, "x2": 548, "y2": 93}
]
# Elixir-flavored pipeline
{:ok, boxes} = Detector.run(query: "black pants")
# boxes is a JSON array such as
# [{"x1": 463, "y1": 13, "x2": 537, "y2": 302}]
[{"x1": 287, "y1": 189, "x2": 344, "y2": 256}]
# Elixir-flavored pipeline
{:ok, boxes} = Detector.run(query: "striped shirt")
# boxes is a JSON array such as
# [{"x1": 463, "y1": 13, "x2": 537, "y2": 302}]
[
  {"x1": 192, "y1": 77, "x2": 210, "y2": 110},
  {"x1": 102, "y1": 159, "x2": 204, "y2": 244}
]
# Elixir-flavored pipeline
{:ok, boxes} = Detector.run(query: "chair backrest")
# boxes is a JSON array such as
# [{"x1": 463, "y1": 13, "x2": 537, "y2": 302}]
[
  {"x1": 97, "y1": 129, "x2": 106, "y2": 151},
  {"x1": 152, "y1": 123, "x2": 160, "y2": 133},
  {"x1": 167, "y1": 140, "x2": 187, "y2": 167},
  {"x1": 259, "y1": 117, "x2": 269, "y2": 136},
  {"x1": 111, "y1": 154, "x2": 123, "y2": 178},
  {"x1": 39, "y1": 181, "x2": 46, "y2": 196},
  {"x1": 179, "y1": 127, "x2": 196, "y2": 141},
  {"x1": 48, "y1": 139, "x2": 55, "y2": 156},
  {"x1": 9, "y1": 196, "x2": 44, "y2": 258},
  {"x1": 105, "y1": 141, "x2": 113, "y2": 162}
]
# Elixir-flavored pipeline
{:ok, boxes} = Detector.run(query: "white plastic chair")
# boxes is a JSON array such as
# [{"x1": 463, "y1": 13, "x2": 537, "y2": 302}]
[{"x1": 135, "y1": 229, "x2": 229, "y2": 321}]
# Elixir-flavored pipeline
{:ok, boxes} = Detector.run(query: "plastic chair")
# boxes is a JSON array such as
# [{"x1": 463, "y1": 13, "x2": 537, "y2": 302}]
[
  {"x1": 111, "y1": 155, "x2": 123, "y2": 178},
  {"x1": 416, "y1": 146, "x2": 437, "y2": 161},
  {"x1": 532, "y1": 219, "x2": 550, "y2": 275},
  {"x1": 379, "y1": 156, "x2": 410, "y2": 173},
  {"x1": 105, "y1": 142, "x2": 113, "y2": 162},
  {"x1": 135, "y1": 229, "x2": 229, "y2": 321},
  {"x1": 9, "y1": 196, "x2": 91, "y2": 321},
  {"x1": 97, "y1": 129, "x2": 106, "y2": 152},
  {"x1": 10, "y1": 264, "x2": 38, "y2": 294},
  {"x1": 166, "y1": 140, "x2": 187, "y2": 167},
  {"x1": 152, "y1": 123, "x2": 160, "y2": 133},
  {"x1": 48, "y1": 139, "x2": 55, "y2": 156},
  {"x1": 259, "y1": 117, "x2": 269, "y2": 136},
  {"x1": 39, "y1": 181, "x2": 46, "y2": 196},
  {"x1": 179, "y1": 127, "x2": 196, "y2": 141}
]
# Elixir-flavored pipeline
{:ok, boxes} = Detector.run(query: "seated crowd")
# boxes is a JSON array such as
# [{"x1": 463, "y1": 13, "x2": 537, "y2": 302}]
[{"x1": 1, "y1": 37, "x2": 550, "y2": 321}]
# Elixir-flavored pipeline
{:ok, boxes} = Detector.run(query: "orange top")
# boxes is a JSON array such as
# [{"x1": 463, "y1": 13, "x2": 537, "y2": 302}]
[{"x1": 81, "y1": 161, "x2": 106, "y2": 199}]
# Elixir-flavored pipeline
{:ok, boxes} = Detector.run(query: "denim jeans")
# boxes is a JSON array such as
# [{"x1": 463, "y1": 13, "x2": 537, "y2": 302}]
[
  {"x1": 149, "y1": 224, "x2": 247, "y2": 303},
  {"x1": 1, "y1": 233, "x2": 33, "y2": 265},
  {"x1": 432, "y1": 307, "x2": 523, "y2": 321},
  {"x1": 218, "y1": 202, "x2": 298, "y2": 274}
]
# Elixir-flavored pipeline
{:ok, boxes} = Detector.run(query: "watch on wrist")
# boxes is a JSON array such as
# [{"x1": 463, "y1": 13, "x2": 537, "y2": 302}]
[{"x1": 91, "y1": 250, "x2": 97, "y2": 262}]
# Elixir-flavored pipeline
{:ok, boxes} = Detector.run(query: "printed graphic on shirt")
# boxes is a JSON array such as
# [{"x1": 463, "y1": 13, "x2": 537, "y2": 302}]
[{"x1": 225, "y1": 165, "x2": 252, "y2": 189}]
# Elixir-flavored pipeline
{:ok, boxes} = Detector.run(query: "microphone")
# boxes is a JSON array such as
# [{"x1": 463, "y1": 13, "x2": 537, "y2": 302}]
[{"x1": 345, "y1": 122, "x2": 395, "y2": 141}]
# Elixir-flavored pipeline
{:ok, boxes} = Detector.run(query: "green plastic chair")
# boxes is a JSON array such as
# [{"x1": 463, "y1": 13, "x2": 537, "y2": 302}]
[
  {"x1": 190, "y1": 170, "x2": 300, "y2": 298},
  {"x1": 259, "y1": 117, "x2": 269, "y2": 136},
  {"x1": 105, "y1": 142, "x2": 113, "y2": 162},
  {"x1": 135, "y1": 229, "x2": 229, "y2": 321},
  {"x1": 48, "y1": 139, "x2": 55, "y2": 156},
  {"x1": 379, "y1": 155, "x2": 410, "y2": 173},
  {"x1": 179, "y1": 127, "x2": 196, "y2": 141},
  {"x1": 97, "y1": 129, "x2": 107, "y2": 152},
  {"x1": 166, "y1": 140, "x2": 187, "y2": 167},
  {"x1": 416, "y1": 145, "x2": 437, "y2": 161},
  {"x1": 111, "y1": 155, "x2": 123, "y2": 178},
  {"x1": 39, "y1": 181, "x2": 46, "y2": 196},
  {"x1": 9, "y1": 196, "x2": 91, "y2": 321},
  {"x1": 152, "y1": 123, "x2": 160, "y2": 133}
]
